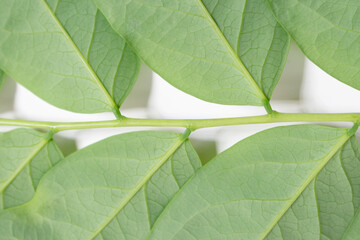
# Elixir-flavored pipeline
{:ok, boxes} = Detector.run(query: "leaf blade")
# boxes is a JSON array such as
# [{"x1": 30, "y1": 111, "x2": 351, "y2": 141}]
[
  {"x1": 0, "y1": 131, "x2": 201, "y2": 239},
  {"x1": 266, "y1": 136, "x2": 360, "y2": 239},
  {"x1": 88, "y1": 132, "x2": 187, "y2": 239},
  {"x1": 0, "y1": 0, "x2": 139, "y2": 113},
  {"x1": 98, "y1": 140, "x2": 201, "y2": 240},
  {"x1": 268, "y1": 0, "x2": 360, "y2": 91},
  {"x1": 201, "y1": 0, "x2": 290, "y2": 99},
  {"x1": 342, "y1": 207, "x2": 360, "y2": 239},
  {"x1": 95, "y1": 0, "x2": 289, "y2": 106},
  {"x1": 51, "y1": 0, "x2": 140, "y2": 108},
  {"x1": 147, "y1": 125, "x2": 353, "y2": 239},
  {"x1": 195, "y1": 0, "x2": 266, "y2": 102},
  {"x1": 0, "y1": 129, "x2": 63, "y2": 210}
]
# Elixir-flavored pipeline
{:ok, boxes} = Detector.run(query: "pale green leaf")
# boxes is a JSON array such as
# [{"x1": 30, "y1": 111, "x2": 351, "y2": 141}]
[
  {"x1": 266, "y1": 136, "x2": 360, "y2": 240},
  {"x1": 268, "y1": 0, "x2": 360, "y2": 91},
  {"x1": 147, "y1": 125, "x2": 358, "y2": 239},
  {"x1": 0, "y1": 131, "x2": 201, "y2": 239},
  {"x1": 342, "y1": 208, "x2": 360, "y2": 239},
  {"x1": 0, "y1": 0, "x2": 140, "y2": 113},
  {"x1": 95, "y1": 0, "x2": 289, "y2": 106},
  {"x1": 0, "y1": 129, "x2": 63, "y2": 210},
  {"x1": 202, "y1": 0, "x2": 290, "y2": 98}
]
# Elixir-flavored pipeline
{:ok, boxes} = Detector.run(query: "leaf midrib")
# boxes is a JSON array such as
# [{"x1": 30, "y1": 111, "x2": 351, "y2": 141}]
[
  {"x1": 87, "y1": 135, "x2": 187, "y2": 240},
  {"x1": 195, "y1": 0, "x2": 267, "y2": 103},
  {"x1": 0, "y1": 137, "x2": 49, "y2": 194},
  {"x1": 41, "y1": 0, "x2": 118, "y2": 113},
  {"x1": 261, "y1": 133, "x2": 351, "y2": 239}
]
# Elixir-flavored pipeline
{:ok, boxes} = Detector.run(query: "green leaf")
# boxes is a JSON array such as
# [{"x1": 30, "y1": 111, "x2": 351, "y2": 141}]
[
  {"x1": 0, "y1": 129, "x2": 63, "y2": 210},
  {"x1": 342, "y1": 207, "x2": 360, "y2": 240},
  {"x1": 202, "y1": 0, "x2": 290, "y2": 99},
  {"x1": 146, "y1": 125, "x2": 359, "y2": 239},
  {"x1": 268, "y1": 0, "x2": 360, "y2": 91},
  {"x1": 0, "y1": 131, "x2": 201, "y2": 239},
  {"x1": 266, "y1": 136, "x2": 360, "y2": 240},
  {"x1": 0, "y1": 0, "x2": 140, "y2": 114},
  {"x1": 0, "y1": 69, "x2": 5, "y2": 91},
  {"x1": 95, "y1": 0, "x2": 289, "y2": 106}
]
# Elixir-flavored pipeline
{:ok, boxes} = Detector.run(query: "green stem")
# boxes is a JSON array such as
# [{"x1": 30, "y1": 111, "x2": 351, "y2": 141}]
[
  {"x1": 262, "y1": 99, "x2": 274, "y2": 114},
  {"x1": 112, "y1": 108, "x2": 122, "y2": 120},
  {"x1": 0, "y1": 112, "x2": 360, "y2": 132}
]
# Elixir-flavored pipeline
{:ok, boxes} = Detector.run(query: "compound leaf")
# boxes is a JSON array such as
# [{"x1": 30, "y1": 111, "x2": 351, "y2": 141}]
[
  {"x1": 268, "y1": 0, "x2": 360, "y2": 91},
  {"x1": 0, "y1": 131, "x2": 201, "y2": 239},
  {"x1": 0, "y1": 0, "x2": 140, "y2": 114},
  {"x1": 0, "y1": 129, "x2": 63, "y2": 210},
  {"x1": 95, "y1": 0, "x2": 289, "y2": 106},
  {"x1": 147, "y1": 125, "x2": 360, "y2": 239}
]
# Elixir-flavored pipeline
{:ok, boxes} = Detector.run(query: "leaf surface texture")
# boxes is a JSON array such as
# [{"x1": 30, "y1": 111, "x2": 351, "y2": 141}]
[
  {"x1": 147, "y1": 125, "x2": 360, "y2": 239},
  {"x1": 0, "y1": 129, "x2": 63, "y2": 210},
  {"x1": 95, "y1": 0, "x2": 289, "y2": 105},
  {"x1": 0, "y1": 131, "x2": 201, "y2": 239},
  {"x1": 0, "y1": 0, "x2": 139, "y2": 113},
  {"x1": 268, "y1": 0, "x2": 360, "y2": 91},
  {"x1": 201, "y1": 0, "x2": 289, "y2": 98}
]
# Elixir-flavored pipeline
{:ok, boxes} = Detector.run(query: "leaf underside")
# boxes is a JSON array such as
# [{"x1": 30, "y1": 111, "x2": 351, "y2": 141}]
[
  {"x1": 202, "y1": 0, "x2": 290, "y2": 99},
  {"x1": 0, "y1": 131, "x2": 201, "y2": 240},
  {"x1": 266, "y1": 136, "x2": 360, "y2": 240},
  {"x1": 1, "y1": 126, "x2": 360, "y2": 239},
  {"x1": 0, "y1": 1, "x2": 359, "y2": 240},
  {"x1": 95, "y1": 0, "x2": 289, "y2": 106},
  {"x1": 0, "y1": 0, "x2": 140, "y2": 113},
  {"x1": 0, "y1": 129, "x2": 63, "y2": 210},
  {"x1": 146, "y1": 125, "x2": 360, "y2": 239},
  {"x1": 268, "y1": 0, "x2": 360, "y2": 91}
]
